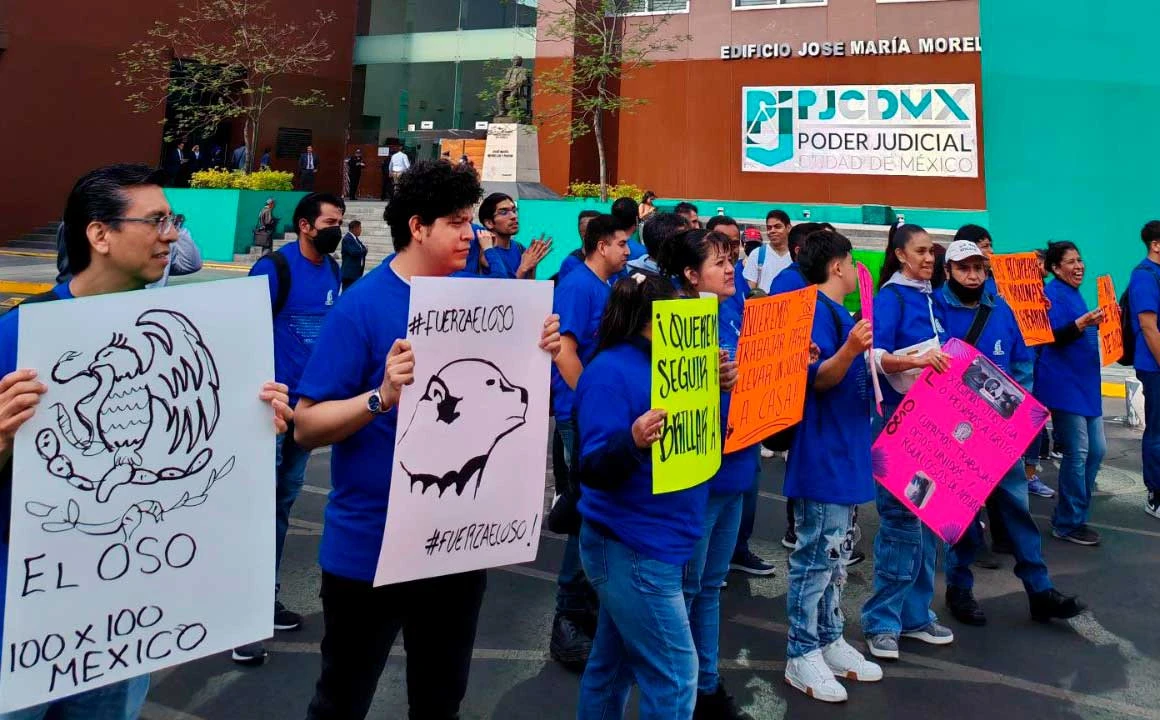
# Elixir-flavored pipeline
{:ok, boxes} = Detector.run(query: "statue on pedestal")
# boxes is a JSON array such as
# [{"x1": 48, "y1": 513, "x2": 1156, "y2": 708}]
[{"x1": 494, "y1": 56, "x2": 530, "y2": 122}]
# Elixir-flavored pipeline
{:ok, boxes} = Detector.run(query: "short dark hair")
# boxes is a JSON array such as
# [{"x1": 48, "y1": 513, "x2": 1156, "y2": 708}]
[
  {"x1": 954, "y1": 223, "x2": 991, "y2": 244},
  {"x1": 293, "y1": 193, "x2": 346, "y2": 234},
  {"x1": 705, "y1": 215, "x2": 739, "y2": 232},
  {"x1": 583, "y1": 214, "x2": 621, "y2": 256},
  {"x1": 611, "y1": 197, "x2": 639, "y2": 232},
  {"x1": 787, "y1": 221, "x2": 825, "y2": 259},
  {"x1": 578, "y1": 209, "x2": 601, "y2": 227},
  {"x1": 674, "y1": 201, "x2": 699, "y2": 217},
  {"x1": 1142, "y1": 220, "x2": 1160, "y2": 246},
  {"x1": 478, "y1": 192, "x2": 514, "y2": 226},
  {"x1": 640, "y1": 212, "x2": 690, "y2": 259},
  {"x1": 798, "y1": 229, "x2": 853, "y2": 285},
  {"x1": 386, "y1": 161, "x2": 483, "y2": 250},
  {"x1": 1045, "y1": 240, "x2": 1080, "y2": 278},
  {"x1": 63, "y1": 163, "x2": 167, "y2": 275},
  {"x1": 349, "y1": 220, "x2": 362, "y2": 231},
  {"x1": 765, "y1": 209, "x2": 791, "y2": 226}
]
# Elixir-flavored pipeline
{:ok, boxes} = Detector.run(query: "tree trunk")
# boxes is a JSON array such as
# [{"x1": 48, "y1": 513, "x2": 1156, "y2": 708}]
[
  {"x1": 594, "y1": 108, "x2": 608, "y2": 203},
  {"x1": 243, "y1": 116, "x2": 255, "y2": 173}
]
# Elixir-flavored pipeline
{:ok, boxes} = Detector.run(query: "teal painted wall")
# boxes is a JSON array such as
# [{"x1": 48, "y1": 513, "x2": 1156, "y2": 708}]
[
  {"x1": 980, "y1": 1, "x2": 1160, "y2": 304},
  {"x1": 165, "y1": 189, "x2": 307, "y2": 261}
]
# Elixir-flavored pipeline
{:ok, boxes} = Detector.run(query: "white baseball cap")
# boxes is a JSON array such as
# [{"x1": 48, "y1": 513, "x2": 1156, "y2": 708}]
[{"x1": 945, "y1": 240, "x2": 985, "y2": 263}]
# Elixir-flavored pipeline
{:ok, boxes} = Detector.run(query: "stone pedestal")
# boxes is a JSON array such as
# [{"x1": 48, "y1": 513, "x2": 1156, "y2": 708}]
[{"x1": 480, "y1": 123, "x2": 558, "y2": 200}]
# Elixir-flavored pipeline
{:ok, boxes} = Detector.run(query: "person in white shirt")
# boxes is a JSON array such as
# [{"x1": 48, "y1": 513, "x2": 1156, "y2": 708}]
[
  {"x1": 743, "y1": 209, "x2": 793, "y2": 294},
  {"x1": 389, "y1": 147, "x2": 411, "y2": 183}
]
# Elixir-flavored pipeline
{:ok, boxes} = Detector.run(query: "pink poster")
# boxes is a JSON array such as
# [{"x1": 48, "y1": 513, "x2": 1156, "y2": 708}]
[
  {"x1": 871, "y1": 339, "x2": 1048, "y2": 544},
  {"x1": 857, "y1": 262, "x2": 883, "y2": 414}
]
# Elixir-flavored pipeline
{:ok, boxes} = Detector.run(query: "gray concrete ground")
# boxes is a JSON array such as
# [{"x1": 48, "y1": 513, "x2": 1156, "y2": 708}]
[{"x1": 4, "y1": 245, "x2": 1159, "y2": 719}]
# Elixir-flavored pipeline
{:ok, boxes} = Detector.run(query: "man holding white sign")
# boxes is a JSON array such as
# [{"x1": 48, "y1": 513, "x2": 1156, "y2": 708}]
[
  {"x1": 293, "y1": 160, "x2": 560, "y2": 720},
  {"x1": 0, "y1": 165, "x2": 291, "y2": 718}
]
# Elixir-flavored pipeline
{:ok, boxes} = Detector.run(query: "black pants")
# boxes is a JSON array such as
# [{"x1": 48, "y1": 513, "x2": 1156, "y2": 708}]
[
  {"x1": 349, "y1": 172, "x2": 361, "y2": 200},
  {"x1": 305, "y1": 570, "x2": 487, "y2": 720},
  {"x1": 301, "y1": 170, "x2": 316, "y2": 191}
]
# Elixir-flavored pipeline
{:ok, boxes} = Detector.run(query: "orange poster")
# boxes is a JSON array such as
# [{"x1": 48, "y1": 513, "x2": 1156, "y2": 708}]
[
  {"x1": 724, "y1": 286, "x2": 817, "y2": 453},
  {"x1": 1097, "y1": 275, "x2": 1123, "y2": 366},
  {"x1": 990, "y1": 253, "x2": 1053, "y2": 347}
]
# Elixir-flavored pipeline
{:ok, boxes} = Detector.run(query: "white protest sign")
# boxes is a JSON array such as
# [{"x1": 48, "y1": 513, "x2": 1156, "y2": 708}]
[
  {"x1": 374, "y1": 277, "x2": 552, "y2": 586},
  {"x1": 1, "y1": 277, "x2": 275, "y2": 712}
]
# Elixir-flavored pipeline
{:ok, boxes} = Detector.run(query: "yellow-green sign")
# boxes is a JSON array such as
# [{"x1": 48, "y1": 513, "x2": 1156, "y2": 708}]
[{"x1": 651, "y1": 297, "x2": 722, "y2": 494}]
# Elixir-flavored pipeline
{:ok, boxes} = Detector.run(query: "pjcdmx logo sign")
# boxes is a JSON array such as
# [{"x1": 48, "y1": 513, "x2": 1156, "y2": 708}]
[{"x1": 742, "y1": 84, "x2": 978, "y2": 178}]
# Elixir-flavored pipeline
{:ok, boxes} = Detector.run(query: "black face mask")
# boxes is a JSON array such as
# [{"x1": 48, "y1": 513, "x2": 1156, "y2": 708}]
[
  {"x1": 312, "y1": 225, "x2": 343, "y2": 254},
  {"x1": 948, "y1": 276, "x2": 985, "y2": 304}
]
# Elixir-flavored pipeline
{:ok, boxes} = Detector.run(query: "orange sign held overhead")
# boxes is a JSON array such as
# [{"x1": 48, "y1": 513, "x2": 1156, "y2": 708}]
[
  {"x1": 990, "y1": 253, "x2": 1053, "y2": 347},
  {"x1": 724, "y1": 286, "x2": 817, "y2": 453},
  {"x1": 1097, "y1": 275, "x2": 1124, "y2": 366}
]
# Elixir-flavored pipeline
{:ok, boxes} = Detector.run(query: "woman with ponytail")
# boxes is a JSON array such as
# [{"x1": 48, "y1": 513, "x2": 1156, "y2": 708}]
[
  {"x1": 574, "y1": 275, "x2": 707, "y2": 719},
  {"x1": 657, "y1": 229, "x2": 755, "y2": 718},
  {"x1": 861, "y1": 223, "x2": 955, "y2": 662}
]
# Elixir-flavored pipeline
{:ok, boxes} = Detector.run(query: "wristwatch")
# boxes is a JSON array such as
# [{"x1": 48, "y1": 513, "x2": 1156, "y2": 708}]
[{"x1": 367, "y1": 388, "x2": 388, "y2": 415}]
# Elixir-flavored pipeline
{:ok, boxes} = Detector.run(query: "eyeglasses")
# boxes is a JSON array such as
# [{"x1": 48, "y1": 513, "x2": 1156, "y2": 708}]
[
  {"x1": 496, "y1": 206, "x2": 519, "y2": 217},
  {"x1": 110, "y1": 215, "x2": 184, "y2": 234}
]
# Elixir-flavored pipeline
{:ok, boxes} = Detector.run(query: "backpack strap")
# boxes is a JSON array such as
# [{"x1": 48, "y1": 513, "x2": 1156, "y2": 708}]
[
  {"x1": 17, "y1": 290, "x2": 62, "y2": 306},
  {"x1": 964, "y1": 304, "x2": 993, "y2": 347},
  {"x1": 267, "y1": 251, "x2": 292, "y2": 317},
  {"x1": 755, "y1": 244, "x2": 768, "y2": 288}
]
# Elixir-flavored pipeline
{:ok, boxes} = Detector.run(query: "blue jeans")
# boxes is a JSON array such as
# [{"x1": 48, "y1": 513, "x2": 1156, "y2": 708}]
[
  {"x1": 275, "y1": 422, "x2": 312, "y2": 580},
  {"x1": 786, "y1": 500, "x2": 853, "y2": 658},
  {"x1": 683, "y1": 492, "x2": 743, "y2": 694},
  {"x1": 0, "y1": 676, "x2": 149, "y2": 720},
  {"x1": 578, "y1": 523, "x2": 697, "y2": 720},
  {"x1": 1023, "y1": 427, "x2": 1050, "y2": 466},
  {"x1": 1051, "y1": 411, "x2": 1106, "y2": 534},
  {"x1": 1138, "y1": 371, "x2": 1160, "y2": 493},
  {"x1": 947, "y1": 461, "x2": 1051, "y2": 594},
  {"x1": 554, "y1": 419, "x2": 593, "y2": 615},
  {"x1": 731, "y1": 477, "x2": 758, "y2": 559}
]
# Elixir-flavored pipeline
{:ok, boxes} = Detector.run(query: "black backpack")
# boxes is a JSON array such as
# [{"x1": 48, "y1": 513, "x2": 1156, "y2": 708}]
[{"x1": 264, "y1": 249, "x2": 341, "y2": 317}]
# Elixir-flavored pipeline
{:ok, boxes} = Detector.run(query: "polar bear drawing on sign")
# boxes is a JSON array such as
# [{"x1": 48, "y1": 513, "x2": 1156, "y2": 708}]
[{"x1": 396, "y1": 358, "x2": 529, "y2": 499}]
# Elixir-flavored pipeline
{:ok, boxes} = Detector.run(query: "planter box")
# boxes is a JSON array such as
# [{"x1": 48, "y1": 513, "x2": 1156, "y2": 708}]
[{"x1": 164, "y1": 189, "x2": 308, "y2": 262}]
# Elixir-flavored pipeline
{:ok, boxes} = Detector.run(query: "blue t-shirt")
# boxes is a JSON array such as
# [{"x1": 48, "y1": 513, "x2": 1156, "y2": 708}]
[
  {"x1": 934, "y1": 286, "x2": 1034, "y2": 387},
  {"x1": 249, "y1": 242, "x2": 341, "y2": 404},
  {"x1": 784, "y1": 293, "x2": 874, "y2": 505},
  {"x1": 0, "y1": 283, "x2": 76, "y2": 647},
  {"x1": 551, "y1": 264, "x2": 612, "y2": 418},
  {"x1": 576, "y1": 338, "x2": 708, "y2": 565},
  {"x1": 295, "y1": 260, "x2": 411, "y2": 581},
  {"x1": 769, "y1": 262, "x2": 809, "y2": 296},
  {"x1": 490, "y1": 241, "x2": 526, "y2": 279},
  {"x1": 874, "y1": 282, "x2": 948, "y2": 407},
  {"x1": 983, "y1": 275, "x2": 998, "y2": 300},
  {"x1": 628, "y1": 239, "x2": 647, "y2": 261},
  {"x1": 463, "y1": 224, "x2": 514, "y2": 277},
  {"x1": 713, "y1": 298, "x2": 759, "y2": 495},
  {"x1": 557, "y1": 252, "x2": 585, "y2": 283},
  {"x1": 1129, "y1": 259, "x2": 1160, "y2": 372},
  {"x1": 1035, "y1": 279, "x2": 1102, "y2": 417}
]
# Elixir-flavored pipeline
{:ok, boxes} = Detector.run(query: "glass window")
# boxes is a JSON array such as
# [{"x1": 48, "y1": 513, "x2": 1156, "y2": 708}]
[
  {"x1": 733, "y1": 0, "x2": 825, "y2": 8},
  {"x1": 613, "y1": 0, "x2": 689, "y2": 14},
  {"x1": 361, "y1": 0, "x2": 538, "y2": 35}
]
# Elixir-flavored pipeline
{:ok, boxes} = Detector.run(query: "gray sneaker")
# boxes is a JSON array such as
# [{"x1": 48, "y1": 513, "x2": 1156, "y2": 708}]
[
  {"x1": 865, "y1": 634, "x2": 899, "y2": 660},
  {"x1": 901, "y1": 622, "x2": 955, "y2": 645}
]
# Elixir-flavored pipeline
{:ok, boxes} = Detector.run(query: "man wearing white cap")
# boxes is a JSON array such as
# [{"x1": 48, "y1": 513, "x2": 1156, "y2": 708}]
[{"x1": 933, "y1": 240, "x2": 1087, "y2": 626}]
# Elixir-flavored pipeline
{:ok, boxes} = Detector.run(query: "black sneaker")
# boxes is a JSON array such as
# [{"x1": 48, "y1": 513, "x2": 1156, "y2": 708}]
[
  {"x1": 843, "y1": 550, "x2": 866, "y2": 568},
  {"x1": 231, "y1": 642, "x2": 268, "y2": 667},
  {"x1": 1029, "y1": 588, "x2": 1086, "y2": 622},
  {"x1": 549, "y1": 613, "x2": 591, "y2": 672},
  {"x1": 694, "y1": 681, "x2": 753, "y2": 720},
  {"x1": 729, "y1": 551, "x2": 776, "y2": 576},
  {"x1": 1146, "y1": 491, "x2": 1160, "y2": 520},
  {"x1": 781, "y1": 529, "x2": 797, "y2": 550},
  {"x1": 274, "y1": 601, "x2": 302, "y2": 631},
  {"x1": 946, "y1": 586, "x2": 986, "y2": 626},
  {"x1": 1052, "y1": 525, "x2": 1101, "y2": 546},
  {"x1": 973, "y1": 546, "x2": 1002, "y2": 570}
]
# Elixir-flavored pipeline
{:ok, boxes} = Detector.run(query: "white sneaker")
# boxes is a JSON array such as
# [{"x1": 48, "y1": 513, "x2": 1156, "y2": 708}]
[
  {"x1": 760, "y1": 446, "x2": 775, "y2": 459},
  {"x1": 784, "y1": 650, "x2": 848, "y2": 702},
  {"x1": 822, "y1": 637, "x2": 883, "y2": 682}
]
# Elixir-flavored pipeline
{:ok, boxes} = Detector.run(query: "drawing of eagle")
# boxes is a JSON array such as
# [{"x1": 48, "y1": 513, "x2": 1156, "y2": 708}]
[{"x1": 49, "y1": 309, "x2": 221, "y2": 503}]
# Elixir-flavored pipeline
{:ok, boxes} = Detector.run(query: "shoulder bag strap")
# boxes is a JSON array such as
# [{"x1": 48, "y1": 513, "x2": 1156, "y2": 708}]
[{"x1": 964, "y1": 304, "x2": 993, "y2": 347}]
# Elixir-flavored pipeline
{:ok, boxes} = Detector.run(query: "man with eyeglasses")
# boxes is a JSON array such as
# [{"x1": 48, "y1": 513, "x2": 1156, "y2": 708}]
[
  {"x1": 476, "y1": 192, "x2": 551, "y2": 279},
  {"x1": 0, "y1": 164, "x2": 291, "y2": 720},
  {"x1": 54, "y1": 214, "x2": 202, "y2": 289}
]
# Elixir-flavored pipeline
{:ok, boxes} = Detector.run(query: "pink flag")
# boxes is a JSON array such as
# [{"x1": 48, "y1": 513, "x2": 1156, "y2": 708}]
[
  {"x1": 871, "y1": 339, "x2": 1049, "y2": 544},
  {"x1": 857, "y1": 262, "x2": 883, "y2": 415}
]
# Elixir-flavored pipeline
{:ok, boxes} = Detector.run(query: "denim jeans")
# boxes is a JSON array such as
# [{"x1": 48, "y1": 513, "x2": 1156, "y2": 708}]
[
  {"x1": 684, "y1": 492, "x2": 743, "y2": 694},
  {"x1": 947, "y1": 461, "x2": 1051, "y2": 594},
  {"x1": 1023, "y1": 427, "x2": 1050, "y2": 466},
  {"x1": 578, "y1": 522, "x2": 697, "y2": 720},
  {"x1": 554, "y1": 419, "x2": 594, "y2": 616},
  {"x1": 1138, "y1": 371, "x2": 1160, "y2": 493},
  {"x1": 786, "y1": 500, "x2": 853, "y2": 658},
  {"x1": 0, "y1": 676, "x2": 149, "y2": 720},
  {"x1": 732, "y1": 478, "x2": 758, "y2": 558},
  {"x1": 275, "y1": 422, "x2": 312, "y2": 579},
  {"x1": 1051, "y1": 411, "x2": 1107, "y2": 534}
]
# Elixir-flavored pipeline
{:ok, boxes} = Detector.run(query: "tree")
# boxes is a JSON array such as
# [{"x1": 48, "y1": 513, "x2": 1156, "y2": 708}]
[
  {"x1": 116, "y1": 0, "x2": 336, "y2": 171},
  {"x1": 535, "y1": 0, "x2": 687, "y2": 201}
]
